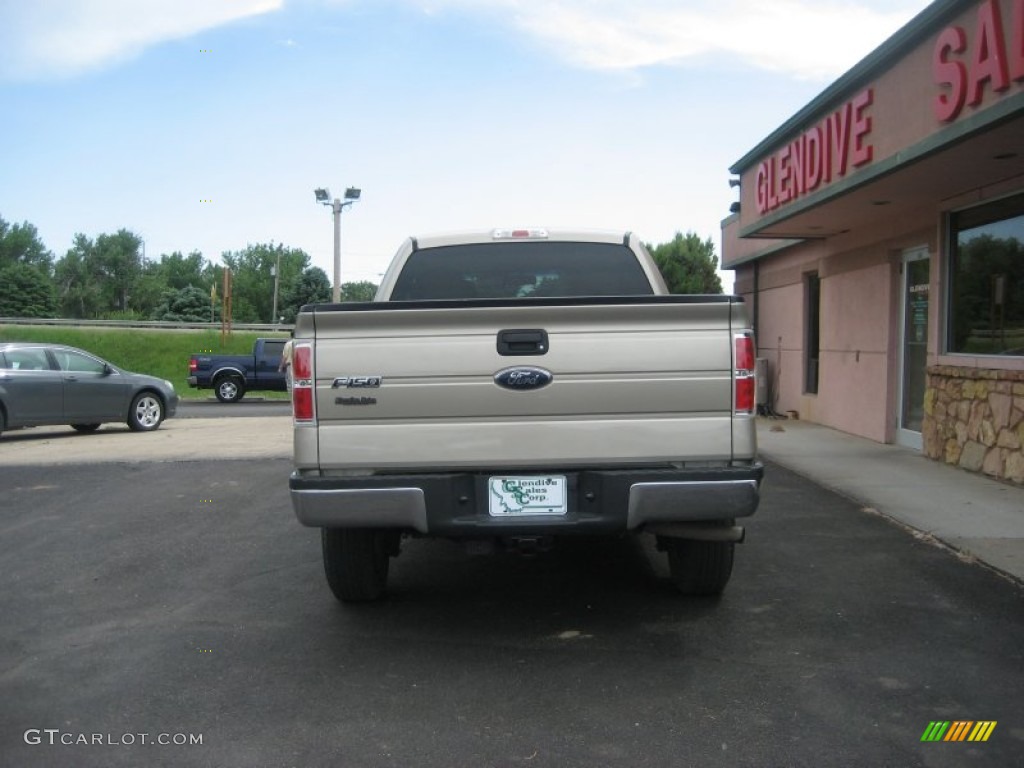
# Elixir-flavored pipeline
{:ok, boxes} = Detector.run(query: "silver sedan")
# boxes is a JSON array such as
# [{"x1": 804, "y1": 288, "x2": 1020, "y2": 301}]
[{"x1": 0, "y1": 342, "x2": 178, "y2": 437}]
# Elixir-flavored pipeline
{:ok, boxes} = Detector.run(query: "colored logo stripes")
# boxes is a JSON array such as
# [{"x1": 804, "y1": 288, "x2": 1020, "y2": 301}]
[{"x1": 921, "y1": 721, "x2": 997, "y2": 742}]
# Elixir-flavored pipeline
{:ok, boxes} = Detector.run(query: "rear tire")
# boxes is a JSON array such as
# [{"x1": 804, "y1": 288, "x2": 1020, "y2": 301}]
[
  {"x1": 215, "y1": 376, "x2": 245, "y2": 403},
  {"x1": 662, "y1": 536, "x2": 735, "y2": 596},
  {"x1": 71, "y1": 423, "x2": 101, "y2": 433},
  {"x1": 322, "y1": 529, "x2": 396, "y2": 602}
]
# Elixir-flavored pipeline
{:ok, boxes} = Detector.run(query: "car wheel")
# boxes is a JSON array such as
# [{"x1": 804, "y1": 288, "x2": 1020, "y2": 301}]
[
  {"x1": 0, "y1": 407, "x2": 5, "y2": 438},
  {"x1": 71, "y1": 423, "x2": 101, "y2": 433},
  {"x1": 215, "y1": 375, "x2": 245, "y2": 403},
  {"x1": 322, "y1": 529, "x2": 397, "y2": 602},
  {"x1": 128, "y1": 392, "x2": 165, "y2": 431},
  {"x1": 661, "y1": 535, "x2": 735, "y2": 596}
]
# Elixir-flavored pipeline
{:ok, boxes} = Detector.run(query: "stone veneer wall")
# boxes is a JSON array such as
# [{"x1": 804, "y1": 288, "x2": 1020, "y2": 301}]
[{"x1": 922, "y1": 365, "x2": 1024, "y2": 484}]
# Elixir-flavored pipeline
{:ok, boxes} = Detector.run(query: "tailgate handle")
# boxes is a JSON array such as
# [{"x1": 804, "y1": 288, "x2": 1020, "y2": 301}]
[{"x1": 497, "y1": 329, "x2": 548, "y2": 356}]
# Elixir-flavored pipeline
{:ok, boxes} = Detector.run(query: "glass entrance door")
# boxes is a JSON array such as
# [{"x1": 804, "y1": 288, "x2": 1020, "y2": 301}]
[{"x1": 898, "y1": 248, "x2": 930, "y2": 449}]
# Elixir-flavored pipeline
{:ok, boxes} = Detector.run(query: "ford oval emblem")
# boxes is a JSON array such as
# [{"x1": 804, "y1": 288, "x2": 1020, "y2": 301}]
[{"x1": 494, "y1": 366, "x2": 553, "y2": 391}]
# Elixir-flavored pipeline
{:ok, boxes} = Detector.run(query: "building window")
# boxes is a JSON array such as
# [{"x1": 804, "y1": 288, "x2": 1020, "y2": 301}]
[
  {"x1": 805, "y1": 272, "x2": 820, "y2": 394},
  {"x1": 948, "y1": 192, "x2": 1024, "y2": 356}
]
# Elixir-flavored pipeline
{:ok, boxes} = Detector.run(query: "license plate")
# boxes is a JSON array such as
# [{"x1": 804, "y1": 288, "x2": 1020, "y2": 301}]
[{"x1": 488, "y1": 476, "x2": 567, "y2": 516}]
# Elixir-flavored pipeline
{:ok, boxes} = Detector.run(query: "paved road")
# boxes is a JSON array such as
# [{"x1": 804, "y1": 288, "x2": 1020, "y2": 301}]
[
  {"x1": 176, "y1": 400, "x2": 291, "y2": 418},
  {"x1": 1, "y1": 454, "x2": 1021, "y2": 767},
  {"x1": 0, "y1": 416, "x2": 291, "y2": 465}
]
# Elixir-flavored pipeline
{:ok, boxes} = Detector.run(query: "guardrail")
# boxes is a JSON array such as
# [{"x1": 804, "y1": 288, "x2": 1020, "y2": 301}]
[{"x1": 0, "y1": 317, "x2": 294, "y2": 332}]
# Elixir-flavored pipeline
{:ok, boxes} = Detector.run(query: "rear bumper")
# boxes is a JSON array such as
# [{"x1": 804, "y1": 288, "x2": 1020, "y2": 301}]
[
  {"x1": 290, "y1": 464, "x2": 763, "y2": 536},
  {"x1": 186, "y1": 376, "x2": 199, "y2": 388}
]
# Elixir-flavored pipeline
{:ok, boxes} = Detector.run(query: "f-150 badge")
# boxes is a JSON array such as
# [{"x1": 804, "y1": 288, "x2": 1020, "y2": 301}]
[
  {"x1": 494, "y1": 367, "x2": 553, "y2": 391},
  {"x1": 332, "y1": 376, "x2": 382, "y2": 388}
]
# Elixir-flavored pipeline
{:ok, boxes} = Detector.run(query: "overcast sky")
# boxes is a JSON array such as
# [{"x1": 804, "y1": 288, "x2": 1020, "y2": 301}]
[{"x1": 1, "y1": 0, "x2": 933, "y2": 289}]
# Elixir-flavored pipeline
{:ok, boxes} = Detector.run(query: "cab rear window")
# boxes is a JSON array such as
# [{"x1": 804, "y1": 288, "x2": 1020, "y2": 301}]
[
  {"x1": 390, "y1": 242, "x2": 655, "y2": 300},
  {"x1": 262, "y1": 340, "x2": 285, "y2": 358}
]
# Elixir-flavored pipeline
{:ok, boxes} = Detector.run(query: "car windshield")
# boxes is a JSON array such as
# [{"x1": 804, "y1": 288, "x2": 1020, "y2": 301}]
[{"x1": 389, "y1": 242, "x2": 656, "y2": 300}]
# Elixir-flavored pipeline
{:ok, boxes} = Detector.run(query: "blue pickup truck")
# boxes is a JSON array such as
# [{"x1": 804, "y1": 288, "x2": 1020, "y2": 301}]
[{"x1": 187, "y1": 337, "x2": 288, "y2": 403}]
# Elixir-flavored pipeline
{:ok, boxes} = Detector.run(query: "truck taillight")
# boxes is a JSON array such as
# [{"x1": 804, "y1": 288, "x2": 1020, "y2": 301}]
[
  {"x1": 292, "y1": 343, "x2": 315, "y2": 423},
  {"x1": 188, "y1": 358, "x2": 197, "y2": 372},
  {"x1": 735, "y1": 333, "x2": 755, "y2": 415}
]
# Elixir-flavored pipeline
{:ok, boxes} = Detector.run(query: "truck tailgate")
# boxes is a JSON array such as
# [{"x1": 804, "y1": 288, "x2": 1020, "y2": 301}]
[{"x1": 299, "y1": 297, "x2": 745, "y2": 471}]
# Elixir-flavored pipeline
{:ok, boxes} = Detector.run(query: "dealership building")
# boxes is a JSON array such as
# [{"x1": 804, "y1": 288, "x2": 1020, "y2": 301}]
[{"x1": 722, "y1": 0, "x2": 1024, "y2": 483}]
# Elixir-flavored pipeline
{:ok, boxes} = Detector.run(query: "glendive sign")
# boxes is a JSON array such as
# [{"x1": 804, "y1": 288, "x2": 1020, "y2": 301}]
[
  {"x1": 755, "y1": 89, "x2": 874, "y2": 215},
  {"x1": 754, "y1": 0, "x2": 1024, "y2": 217},
  {"x1": 933, "y1": 0, "x2": 1024, "y2": 122}
]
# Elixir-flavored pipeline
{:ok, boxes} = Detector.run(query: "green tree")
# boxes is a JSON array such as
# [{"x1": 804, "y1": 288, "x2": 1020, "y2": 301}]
[
  {"x1": 134, "y1": 260, "x2": 170, "y2": 319},
  {"x1": 155, "y1": 250, "x2": 207, "y2": 290},
  {"x1": 221, "y1": 243, "x2": 311, "y2": 323},
  {"x1": 341, "y1": 280, "x2": 378, "y2": 302},
  {"x1": 153, "y1": 285, "x2": 216, "y2": 322},
  {"x1": 135, "y1": 250, "x2": 212, "y2": 319},
  {"x1": 55, "y1": 234, "x2": 102, "y2": 318},
  {"x1": 92, "y1": 229, "x2": 144, "y2": 312},
  {"x1": 0, "y1": 262, "x2": 58, "y2": 317},
  {"x1": 649, "y1": 232, "x2": 723, "y2": 294},
  {"x1": 280, "y1": 267, "x2": 332, "y2": 322},
  {"x1": 0, "y1": 215, "x2": 53, "y2": 273},
  {"x1": 53, "y1": 229, "x2": 147, "y2": 317}
]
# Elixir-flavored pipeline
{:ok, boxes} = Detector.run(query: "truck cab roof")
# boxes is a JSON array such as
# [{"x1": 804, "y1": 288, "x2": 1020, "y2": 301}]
[{"x1": 410, "y1": 229, "x2": 632, "y2": 250}]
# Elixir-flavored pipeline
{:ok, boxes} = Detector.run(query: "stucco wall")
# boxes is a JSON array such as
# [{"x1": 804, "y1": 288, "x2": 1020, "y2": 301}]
[
  {"x1": 737, "y1": 241, "x2": 896, "y2": 442},
  {"x1": 737, "y1": 246, "x2": 815, "y2": 420},
  {"x1": 817, "y1": 261, "x2": 893, "y2": 442},
  {"x1": 749, "y1": 281, "x2": 804, "y2": 416}
]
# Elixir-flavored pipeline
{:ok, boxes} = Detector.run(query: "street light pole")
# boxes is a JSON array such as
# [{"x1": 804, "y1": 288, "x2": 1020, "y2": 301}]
[
  {"x1": 332, "y1": 198, "x2": 342, "y2": 303},
  {"x1": 315, "y1": 186, "x2": 361, "y2": 303},
  {"x1": 271, "y1": 251, "x2": 281, "y2": 325}
]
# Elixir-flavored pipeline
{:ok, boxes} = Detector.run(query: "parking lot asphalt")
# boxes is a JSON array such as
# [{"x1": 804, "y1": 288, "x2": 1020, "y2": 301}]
[
  {"x1": 1, "y1": 427, "x2": 1022, "y2": 766},
  {"x1": 0, "y1": 416, "x2": 292, "y2": 465},
  {"x1": 4, "y1": 414, "x2": 1023, "y2": 588},
  {"x1": 757, "y1": 419, "x2": 1024, "y2": 585}
]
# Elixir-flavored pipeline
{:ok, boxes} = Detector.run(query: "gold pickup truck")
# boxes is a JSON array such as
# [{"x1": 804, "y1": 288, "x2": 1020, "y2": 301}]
[{"x1": 289, "y1": 229, "x2": 763, "y2": 601}]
